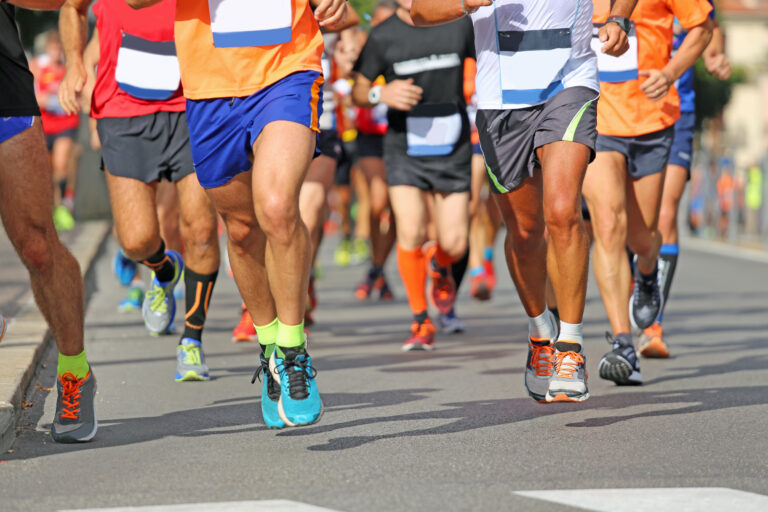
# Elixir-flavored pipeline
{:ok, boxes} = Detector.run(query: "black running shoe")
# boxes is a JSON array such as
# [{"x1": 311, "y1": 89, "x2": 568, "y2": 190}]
[
  {"x1": 629, "y1": 263, "x2": 662, "y2": 330},
  {"x1": 598, "y1": 332, "x2": 643, "y2": 385}
]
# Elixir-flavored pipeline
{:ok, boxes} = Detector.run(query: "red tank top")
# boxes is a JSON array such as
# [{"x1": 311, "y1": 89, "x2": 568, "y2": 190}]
[
  {"x1": 91, "y1": 0, "x2": 185, "y2": 119},
  {"x1": 34, "y1": 56, "x2": 80, "y2": 135}
]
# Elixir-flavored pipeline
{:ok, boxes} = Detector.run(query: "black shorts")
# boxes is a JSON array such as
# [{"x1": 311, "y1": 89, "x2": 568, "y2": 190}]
[
  {"x1": 596, "y1": 126, "x2": 674, "y2": 179},
  {"x1": 356, "y1": 132, "x2": 383, "y2": 159},
  {"x1": 385, "y1": 140, "x2": 471, "y2": 193},
  {"x1": 97, "y1": 111, "x2": 194, "y2": 183},
  {"x1": 45, "y1": 128, "x2": 78, "y2": 151},
  {"x1": 478, "y1": 86, "x2": 599, "y2": 194},
  {"x1": 317, "y1": 129, "x2": 343, "y2": 161},
  {"x1": 334, "y1": 140, "x2": 356, "y2": 186}
]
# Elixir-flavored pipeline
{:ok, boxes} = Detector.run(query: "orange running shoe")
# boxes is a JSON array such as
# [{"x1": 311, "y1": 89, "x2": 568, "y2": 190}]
[
  {"x1": 483, "y1": 258, "x2": 496, "y2": 291},
  {"x1": 355, "y1": 275, "x2": 374, "y2": 300},
  {"x1": 428, "y1": 258, "x2": 456, "y2": 315},
  {"x1": 232, "y1": 305, "x2": 257, "y2": 343},
  {"x1": 638, "y1": 322, "x2": 670, "y2": 358},
  {"x1": 402, "y1": 319, "x2": 436, "y2": 351},
  {"x1": 375, "y1": 275, "x2": 394, "y2": 300},
  {"x1": 469, "y1": 273, "x2": 492, "y2": 301}
]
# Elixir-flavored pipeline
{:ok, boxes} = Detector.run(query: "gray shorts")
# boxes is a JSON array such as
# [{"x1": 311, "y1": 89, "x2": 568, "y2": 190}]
[
  {"x1": 385, "y1": 140, "x2": 471, "y2": 193},
  {"x1": 595, "y1": 126, "x2": 674, "y2": 179},
  {"x1": 477, "y1": 86, "x2": 599, "y2": 193},
  {"x1": 97, "y1": 111, "x2": 194, "y2": 183}
]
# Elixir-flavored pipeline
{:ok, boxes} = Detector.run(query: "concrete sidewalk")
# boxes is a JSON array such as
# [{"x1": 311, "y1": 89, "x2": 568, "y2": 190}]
[{"x1": 0, "y1": 221, "x2": 110, "y2": 452}]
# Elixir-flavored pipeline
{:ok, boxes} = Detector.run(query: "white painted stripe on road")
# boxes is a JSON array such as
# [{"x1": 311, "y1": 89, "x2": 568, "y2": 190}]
[
  {"x1": 514, "y1": 487, "x2": 768, "y2": 512},
  {"x1": 680, "y1": 236, "x2": 768, "y2": 264},
  {"x1": 60, "y1": 500, "x2": 342, "y2": 512}
]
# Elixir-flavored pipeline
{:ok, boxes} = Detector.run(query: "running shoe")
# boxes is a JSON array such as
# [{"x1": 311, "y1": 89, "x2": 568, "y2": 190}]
[
  {"x1": 629, "y1": 263, "x2": 662, "y2": 330},
  {"x1": 0, "y1": 314, "x2": 6, "y2": 344},
  {"x1": 334, "y1": 238, "x2": 352, "y2": 267},
  {"x1": 546, "y1": 341, "x2": 589, "y2": 402},
  {"x1": 141, "y1": 250, "x2": 183, "y2": 335},
  {"x1": 376, "y1": 274, "x2": 394, "y2": 300},
  {"x1": 251, "y1": 353, "x2": 285, "y2": 429},
  {"x1": 428, "y1": 258, "x2": 457, "y2": 315},
  {"x1": 351, "y1": 238, "x2": 370, "y2": 264},
  {"x1": 354, "y1": 274, "x2": 375, "y2": 300},
  {"x1": 402, "y1": 319, "x2": 436, "y2": 351},
  {"x1": 51, "y1": 370, "x2": 97, "y2": 443},
  {"x1": 598, "y1": 332, "x2": 643, "y2": 385},
  {"x1": 113, "y1": 249, "x2": 137, "y2": 287},
  {"x1": 438, "y1": 310, "x2": 466, "y2": 334},
  {"x1": 638, "y1": 322, "x2": 670, "y2": 358},
  {"x1": 118, "y1": 286, "x2": 144, "y2": 313},
  {"x1": 232, "y1": 306, "x2": 257, "y2": 343},
  {"x1": 53, "y1": 204, "x2": 75, "y2": 232},
  {"x1": 469, "y1": 273, "x2": 492, "y2": 301},
  {"x1": 273, "y1": 345, "x2": 322, "y2": 427},
  {"x1": 483, "y1": 257, "x2": 496, "y2": 291},
  {"x1": 525, "y1": 339, "x2": 554, "y2": 402},
  {"x1": 175, "y1": 338, "x2": 210, "y2": 381}
]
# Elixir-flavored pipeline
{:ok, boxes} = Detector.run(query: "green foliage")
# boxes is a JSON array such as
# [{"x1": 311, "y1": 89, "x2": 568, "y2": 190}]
[
  {"x1": 693, "y1": 59, "x2": 747, "y2": 130},
  {"x1": 350, "y1": 0, "x2": 379, "y2": 27}
]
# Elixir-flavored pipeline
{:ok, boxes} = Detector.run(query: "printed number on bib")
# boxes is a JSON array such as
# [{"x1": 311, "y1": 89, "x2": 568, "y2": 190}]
[
  {"x1": 591, "y1": 23, "x2": 638, "y2": 83},
  {"x1": 208, "y1": 0, "x2": 292, "y2": 48},
  {"x1": 115, "y1": 33, "x2": 181, "y2": 101},
  {"x1": 406, "y1": 103, "x2": 462, "y2": 157}
]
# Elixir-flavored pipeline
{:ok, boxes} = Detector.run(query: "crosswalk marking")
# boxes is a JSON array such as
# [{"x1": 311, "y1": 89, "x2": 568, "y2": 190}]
[{"x1": 60, "y1": 500, "x2": 342, "y2": 512}]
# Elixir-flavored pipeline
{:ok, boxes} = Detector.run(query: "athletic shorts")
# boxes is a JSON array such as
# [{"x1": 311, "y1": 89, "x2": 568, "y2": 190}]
[
  {"x1": 668, "y1": 111, "x2": 695, "y2": 174},
  {"x1": 45, "y1": 128, "x2": 78, "y2": 151},
  {"x1": 0, "y1": 116, "x2": 34, "y2": 145},
  {"x1": 186, "y1": 70, "x2": 323, "y2": 189},
  {"x1": 472, "y1": 142, "x2": 482, "y2": 155},
  {"x1": 596, "y1": 125, "x2": 674, "y2": 180},
  {"x1": 356, "y1": 132, "x2": 383, "y2": 159},
  {"x1": 317, "y1": 129, "x2": 343, "y2": 162},
  {"x1": 477, "y1": 86, "x2": 598, "y2": 194},
  {"x1": 385, "y1": 140, "x2": 471, "y2": 193},
  {"x1": 97, "y1": 111, "x2": 194, "y2": 183},
  {"x1": 334, "y1": 140, "x2": 355, "y2": 186}
]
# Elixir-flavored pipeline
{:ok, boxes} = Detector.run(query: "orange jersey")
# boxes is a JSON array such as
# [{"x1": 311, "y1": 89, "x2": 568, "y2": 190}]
[
  {"x1": 175, "y1": 0, "x2": 324, "y2": 100},
  {"x1": 463, "y1": 57, "x2": 479, "y2": 145},
  {"x1": 593, "y1": 0, "x2": 711, "y2": 137}
]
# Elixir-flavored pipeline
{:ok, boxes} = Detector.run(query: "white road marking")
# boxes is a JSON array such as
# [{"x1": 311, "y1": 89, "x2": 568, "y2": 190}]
[
  {"x1": 515, "y1": 487, "x2": 768, "y2": 512},
  {"x1": 60, "y1": 500, "x2": 342, "y2": 512}
]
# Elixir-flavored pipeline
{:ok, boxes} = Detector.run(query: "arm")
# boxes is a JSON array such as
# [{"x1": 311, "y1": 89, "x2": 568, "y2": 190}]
[
  {"x1": 325, "y1": 3, "x2": 359, "y2": 32},
  {"x1": 352, "y1": 73, "x2": 423, "y2": 111},
  {"x1": 703, "y1": 19, "x2": 732, "y2": 80},
  {"x1": 58, "y1": 0, "x2": 92, "y2": 114},
  {"x1": 597, "y1": 0, "x2": 638, "y2": 57},
  {"x1": 410, "y1": 0, "x2": 491, "y2": 27},
  {"x1": 81, "y1": 27, "x2": 99, "y2": 114},
  {"x1": 7, "y1": 0, "x2": 65, "y2": 9}
]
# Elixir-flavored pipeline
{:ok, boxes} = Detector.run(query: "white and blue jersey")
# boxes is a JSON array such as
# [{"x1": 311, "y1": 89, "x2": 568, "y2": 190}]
[{"x1": 470, "y1": 0, "x2": 599, "y2": 110}]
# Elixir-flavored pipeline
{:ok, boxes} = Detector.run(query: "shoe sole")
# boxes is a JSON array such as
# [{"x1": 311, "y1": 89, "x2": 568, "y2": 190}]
[
  {"x1": 232, "y1": 334, "x2": 257, "y2": 343},
  {"x1": 598, "y1": 354, "x2": 643, "y2": 385},
  {"x1": 175, "y1": 370, "x2": 210, "y2": 382},
  {"x1": 639, "y1": 338, "x2": 670, "y2": 358},
  {"x1": 471, "y1": 284, "x2": 492, "y2": 301},
  {"x1": 52, "y1": 419, "x2": 98, "y2": 443},
  {"x1": 278, "y1": 401, "x2": 324, "y2": 428},
  {"x1": 545, "y1": 391, "x2": 590, "y2": 402}
]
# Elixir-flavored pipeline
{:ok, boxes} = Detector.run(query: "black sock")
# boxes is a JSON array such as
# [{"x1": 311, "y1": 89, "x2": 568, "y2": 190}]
[
  {"x1": 182, "y1": 268, "x2": 218, "y2": 341},
  {"x1": 414, "y1": 311, "x2": 429, "y2": 325},
  {"x1": 451, "y1": 248, "x2": 469, "y2": 290},
  {"x1": 142, "y1": 240, "x2": 175, "y2": 282},
  {"x1": 368, "y1": 264, "x2": 383, "y2": 280},
  {"x1": 658, "y1": 250, "x2": 678, "y2": 318},
  {"x1": 57, "y1": 179, "x2": 67, "y2": 201}
]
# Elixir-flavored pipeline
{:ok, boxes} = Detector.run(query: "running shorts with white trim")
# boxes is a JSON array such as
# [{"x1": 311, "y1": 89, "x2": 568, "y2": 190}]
[
  {"x1": 0, "y1": 116, "x2": 34, "y2": 145},
  {"x1": 668, "y1": 110, "x2": 695, "y2": 174},
  {"x1": 97, "y1": 111, "x2": 194, "y2": 183},
  {"x1": 596, "y1": 125, "x2": 674, "y2": 180},
  {"x1": 186, "y1": 70, "x2": 323, "y2": 189},
  {"x1": 477, "y1": 86, "x2": 598, "y2": 194}
]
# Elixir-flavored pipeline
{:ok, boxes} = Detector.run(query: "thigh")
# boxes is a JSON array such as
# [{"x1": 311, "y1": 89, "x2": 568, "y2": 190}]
[
  {"x1": 627, "y1": 170, "x2": 665, "y2": 232},
  {"x1": 304, "y1": 154, "x2": 337, "y2": 190},
  {"x1": 539, "y1": 140, "x2": 590, "y2": 213},
  {"x1": 492, "y1": 171, "x2": 544, "y2": 235},
  {"x1": 175, "y1": 171, "x2": 217, "y2": 226},
  {"x1": 583, "y1": 150, "x2": 627, "y2": 218},
  {"x1": 389, "y1": 185, "x2": 428, "y2": 244},
  {"x1": 661, "y1": 164, "x2": 688, "y2": 209},
  {"x1": 434, "y1": 191, "x2": 470, "y2": 242},
  {"x1": 105, "y1": 170, "x2": 159, "y2": 239}
]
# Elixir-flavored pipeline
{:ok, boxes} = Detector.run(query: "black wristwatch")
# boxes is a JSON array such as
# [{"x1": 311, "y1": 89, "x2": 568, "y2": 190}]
[{"x1": 606, "y1": 16, "x2": 631, "y2": 34}]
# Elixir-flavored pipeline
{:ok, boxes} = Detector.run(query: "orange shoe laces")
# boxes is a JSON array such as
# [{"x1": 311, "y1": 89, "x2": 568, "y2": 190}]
[
  {"x1": 553, "y1": 351, "x2": 584, "y2": 380},
  {"x1": 59, "y1": 372, "x2": 87, "y2": 420},
  {"x1": 529, "y1": 342, "x2": 554, "y2": 376}
]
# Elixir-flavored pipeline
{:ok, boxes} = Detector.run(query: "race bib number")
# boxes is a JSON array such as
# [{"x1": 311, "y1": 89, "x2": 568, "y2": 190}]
[
  {"x1": 208, "y1": 0, "x2": 292, "y2": 48},
  {"x1": 591, "y1": 23, "x2": 638, "y2": 83},
  {"x1": 406, "y1": 103, "x2": 462, "y2": 157},
  {"x1": 115, "y1": 33, "x2": 181, "y2": 101}
]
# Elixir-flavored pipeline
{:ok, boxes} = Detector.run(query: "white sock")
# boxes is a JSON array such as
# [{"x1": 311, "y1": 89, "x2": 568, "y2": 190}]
[
  {"x1": 557, "y1": 321, "x2": 583, "y2": 345},
  {"x1": 528, "y1": 309, "x2": 555, "y2": 342}
]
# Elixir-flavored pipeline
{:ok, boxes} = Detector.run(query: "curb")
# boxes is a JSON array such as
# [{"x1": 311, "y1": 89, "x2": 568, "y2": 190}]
[
  {"x1": 0, "y1": 220, "x2": 111, "y2": 453},
  {"x1": 680, "y1": 236, "x2": 768, "y2": 265}
]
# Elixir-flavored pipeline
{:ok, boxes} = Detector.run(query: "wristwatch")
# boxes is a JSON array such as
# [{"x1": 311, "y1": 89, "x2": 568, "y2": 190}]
[
  {"x1": 368, "y1": 85, "x2": 382, "y2": 105},
  {"x1": 606, "y1": 16, "x2": 631, "y2": 34}
]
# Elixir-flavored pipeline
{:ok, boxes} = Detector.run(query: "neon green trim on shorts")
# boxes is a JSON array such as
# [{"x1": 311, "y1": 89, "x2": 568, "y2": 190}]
[
  {"x1": 562, "y1": 99, "x2": 595, "y2": 143},
  {"x1": 486, "y1": 163, "x2": 509, "y2": 194}
]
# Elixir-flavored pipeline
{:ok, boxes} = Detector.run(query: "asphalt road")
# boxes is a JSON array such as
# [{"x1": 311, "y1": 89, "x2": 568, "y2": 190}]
[{"x1": 2, "y1": 235, "x2": 767, "y2": 511}]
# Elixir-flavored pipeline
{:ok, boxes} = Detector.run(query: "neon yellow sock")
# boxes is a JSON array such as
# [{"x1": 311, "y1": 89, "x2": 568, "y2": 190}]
[
  {"x1": 58, "y1": 350, "x2": 90, "y2": 379},
  {"x1": 276, "y1": 320, "x2": 305, "y2": 355},
  {"x1": 254, "y1": 317, "x2": 278, "y2": 357}
]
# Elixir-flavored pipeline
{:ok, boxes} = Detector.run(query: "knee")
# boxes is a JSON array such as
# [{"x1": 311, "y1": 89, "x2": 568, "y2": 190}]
[
  {"x1": 256, "y1": 195, "x2": 301, "y2": 245},
  {"x1": 508, "y1": 220, "x2": 544, "y2": 255},
  {"x1": 440, "y1": 235, "x2": 467, "y2": 260},
  {"x1": 657, "y1": 200, "x2": 677, "y2": 238},
  {"x1": 182, "y1": 216, "x2": 217, "y2": 252},
  {"x1": 591, "y1": 203, "x2": 627, "y2": 248},
  {"x1": 370, "y1": 196, "x2": 389, "y2": 218},
  {"x1": 299, "y1": 192, "x2": 326, "y2": 236},
  {"x1": 396, "y1": 221, "x2": 426, "y2": 248},
  {"x1": 19, "y1": 230, "x2": 55, "y2": 275},
  {"x1": 119, "y1": 230, "x2": 160, "y2": 261},
  {"x1": 225, "y1": 217, "x2": 259, "y2": 255}
]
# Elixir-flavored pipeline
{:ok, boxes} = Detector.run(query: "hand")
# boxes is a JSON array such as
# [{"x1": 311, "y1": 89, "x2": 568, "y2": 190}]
[
  {"x1": 80, "y1": 70, "x2": 97, "y2": 114},
  {"x1": 704, "y1": 52, "x2": 732, "y2": 80},
  {"x1": 380, "y1": 78, "x2": 423, "y2": 111},
  {"x1": 598, "y1": 22, "x2": 629, "y2": 56},
  {"x1": 313, "y1": 0, "x2": 347, "y2": 28},
  {"x1": 639, "y1": 69, "x2": 673, "y2": 102},
  {"x1": 461, "y1": 0, "x2": 493, "y2": 14},
  {"x1": 58, "y1": 62, "x2": 86, "y2": 115}
]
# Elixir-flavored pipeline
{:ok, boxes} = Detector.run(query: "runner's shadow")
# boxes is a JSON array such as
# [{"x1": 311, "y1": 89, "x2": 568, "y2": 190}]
[{"x1": 643, "y1": 351, "x2": 768, "y2": 386}]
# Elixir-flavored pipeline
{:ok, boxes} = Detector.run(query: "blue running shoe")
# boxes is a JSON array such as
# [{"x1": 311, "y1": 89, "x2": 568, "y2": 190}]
[
  {"x1": 174, "y1": 270, "x2": 185, "y2": 301},
  {"x1": 142, "y1": 250, "x2": 183, "y2": 335},
  {"x1": 175, "y1": 338, "x2": 210, "y2": 381},
  {"x1": 273, "y1": 346, "x2": 322, "y2": 427},
  {"x1": 251, "y1": 352, "x2": 286, "y2": 429},
  {"x1": 118, "y1": 286, "x2": 144, "y2": 313},
  {"x1": 113, "y1": 249, "x2": 137, "y2": 287}
]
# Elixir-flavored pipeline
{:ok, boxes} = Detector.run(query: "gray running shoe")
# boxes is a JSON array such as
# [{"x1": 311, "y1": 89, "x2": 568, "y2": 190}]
[
  {"x1": 175, "y1": 338, "x2": 210, "y2": 382},
  {"x1": 524, "y1": 311, "x2": 558, "y2": 402},
  {"x1": 142, "y1": 250, "x2": 184, "y2": 334},
  {"x1": 52, "y1": 370, "x2": 97, "y2": 443},
  {"x1": 545, "y1": 341, "x2": 589, "y2": 402},
  {"x1": 629, "y1": 262, "x2": 662, "y2": 330},
  {"x1": 598, "y1": 332, "x2": 643, "y2": 385}
]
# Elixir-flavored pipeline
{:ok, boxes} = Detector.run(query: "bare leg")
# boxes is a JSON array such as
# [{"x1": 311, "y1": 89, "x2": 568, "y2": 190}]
[
  {"x1": 155, "y1": 180, "x2": 183, "y2": 254},
  {"x1": 175, "y1": 172, "x2": 220, "y2": 274},
  {"x1": 300, "y1": 154, "x2": 336, "y2": 265}
]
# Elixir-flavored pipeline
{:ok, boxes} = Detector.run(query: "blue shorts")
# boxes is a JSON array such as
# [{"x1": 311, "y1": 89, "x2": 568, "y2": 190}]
[
  {"x1": 186, "y1": 71, "x2": 323, "y2": 189},
  {"x1": 668, "y1": 111, "x2": 695, "y2": 172},
  {"x1": 0, "y1": 116, "x2": 34, "y2": 145},
  {"x1": 472, "y1": 142, "x2": 482, "y2": 155}
]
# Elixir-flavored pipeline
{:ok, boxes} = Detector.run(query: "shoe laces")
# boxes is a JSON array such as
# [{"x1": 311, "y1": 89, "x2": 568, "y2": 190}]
[
  {"x1": 59, "y1": 373, "x2": 86, "y2": 420},
  {"x1": 146, "y1": 284, "x2": 168, "y2": 313},
  {"x1": 529, "y1": 342, "x2": 554, "y2": 377},
  {"x1": 553, "y1": 351, "x2": 584, "y2": 379},
  {"x1": 182, "y1": 345, "x2": 202, "y2": 366},
  {"x1": 274, "y1": 350, "x2": 317, "y2": 400},
  {"x1": 635, "y1": 274, "x2": 660, "y2": 306},
  {"x1": 251, "y1": 355, "x2": 281, "y2": 399}
]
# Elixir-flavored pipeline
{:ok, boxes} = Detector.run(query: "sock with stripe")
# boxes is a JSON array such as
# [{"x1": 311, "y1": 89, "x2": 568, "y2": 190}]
[
  {"x1": 528, "y1": 309, "x2": 555, "y2": 342},
  {"x1": 181, "y1": 267, "x2": 218, "y2": 342},
  {"x1": 141, "y1": 240, "x2": 175, "y2": 283},
  {"x1": 397, "y1": 244, "x2": 428, "y2": 316},
  {"x1": 255, "y1": 317, "x2": 278, "y2": 358},
  {"x1": 276, "y1": 321, "x2": 306, "y2": 356},
  {"x1": 58, "y1": 350, "x2": 90, "y2": 379},
  {"x1": 658, "y1": 243, "x2": 679, "y2": 322}
]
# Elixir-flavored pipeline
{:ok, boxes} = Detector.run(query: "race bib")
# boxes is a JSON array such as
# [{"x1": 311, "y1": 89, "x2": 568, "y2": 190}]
[
  {"x1": 591, "y1": 23, "x2": 638, "y2": 83},
  {"x1": 208, "y1": 0, "x2": 292, "y2": 48},
  {"x1": 406, "y1": 103, "x2": 462, "y2": 157},
  {"x1": 115, "y1": 33, "x2": 181, "y2": 101}
]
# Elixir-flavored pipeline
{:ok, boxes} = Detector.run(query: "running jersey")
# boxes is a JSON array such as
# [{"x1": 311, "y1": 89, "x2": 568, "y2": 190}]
[
  {"x1": 463, "y1": 57, "x2": 479, "y2": 145},
  {"x1": 319, "y1": 33, "x2": 338, "y2": 131},
  {"x1": 592, "y1": 0, "x2": 712, "y2": 137},
  {"x1": 91, "y1": 0, "x2": 185, "y2": 119},
  {"x1": 174, "y1": 0, "x2": 323, "y2": 100},
  {"x1": 0, "y1": 4, "x2": 40, "y2": 117},
  {"x1": 354, "y1": 14, "x2": 474, "y2": 156},
  {"x1": 33, "y1": 54, "x2": 80, "y2": 134},
  {"x1": 674, "y1": 0, "x2": 715, "y2": 114},
  {"x1": 470, "y1": 0, "x2": 598, "y2": 110}
]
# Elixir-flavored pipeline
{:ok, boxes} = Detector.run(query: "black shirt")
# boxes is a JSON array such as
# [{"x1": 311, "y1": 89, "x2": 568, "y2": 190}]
[
  {"x1": 354, "y1": 14, "x2": 474, "y2": 157},
  {"x1": 1, "y1": 4, "x2": 41, "y2": 117}
]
